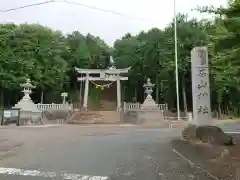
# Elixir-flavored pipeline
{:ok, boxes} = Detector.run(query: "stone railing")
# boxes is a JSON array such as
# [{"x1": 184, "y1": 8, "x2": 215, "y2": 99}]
[
  {"x1": 123, "y1": 102, "x2": 168, "y2": 112},
  {"x1": 123, "y1": 102, "x2": 141, "y2": 112},
  {"x1": 37, "y1": 103, "x2": 73, "y2": 111},
  {"x1": 157, "y1": 104, "x2": 168, "y2": 111}
]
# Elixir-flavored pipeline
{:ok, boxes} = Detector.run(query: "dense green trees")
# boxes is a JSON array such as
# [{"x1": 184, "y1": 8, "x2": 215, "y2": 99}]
[
  {"x1": 0, "y1": 24, "x2": 110, "y2": 105},
  {"x1": 113, "y1": 15, "x2": 210, "y2": 113},
  {"x1": 1, "y1": 0, "x2": 240, "y2": 117},
  {"x1": 113, "y1": 0, "x2": 240, "y2": 117}
]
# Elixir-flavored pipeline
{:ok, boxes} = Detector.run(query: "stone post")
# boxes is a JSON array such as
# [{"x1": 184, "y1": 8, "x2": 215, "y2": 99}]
[
  {"x1": 116, "y1": 74, "x2": 121, "y2": 111},
  {"x1": 191, "y1": 47, "x2": 212, "y2": 126},
  {"x1": 61, "y1": 92, "x2": 68, "y2": 104},
  {"x1": 83, "y1": 73, "x2": 89, "y2": 110}
]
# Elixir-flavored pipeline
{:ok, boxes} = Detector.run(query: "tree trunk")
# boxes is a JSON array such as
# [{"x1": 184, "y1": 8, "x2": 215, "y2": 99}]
[
  {"x1": 226, "y1": 105, "x2": 229, "y2": 116},
  {"x1": 217, "y1": 91, "x2": 222, "y2": 119},
  {"x1": 156, "y1": 76, "x2": 159, "y2": 104},
  {"x1": 41, "y1": 92, "x2": 44, "y2": 104},
  {"x1": 234, "y1": 107, "x2": 237, "y2": 117},
  {"x1": 134, "y1": 88, "x2": 137, "y2": 101},
  {"x1": 217, "y1": 103, "x2": 222, "y2": 119},
  {"x1": 0, "y1": 89, "x2": 3, "y2": 108},
  {"x1": 182, "y1": 77, "x2": 188, "y2": 116}
]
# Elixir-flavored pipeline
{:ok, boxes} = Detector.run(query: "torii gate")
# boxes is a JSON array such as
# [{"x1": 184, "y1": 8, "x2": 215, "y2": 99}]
[{"x1": 75, "y1": 67, "x2": 131, "y2": 111}]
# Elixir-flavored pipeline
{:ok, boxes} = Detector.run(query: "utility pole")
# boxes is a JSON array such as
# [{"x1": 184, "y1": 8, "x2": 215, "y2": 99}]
[{"x1": 174, "y1": 0, "x2": 180, "y2": 120}]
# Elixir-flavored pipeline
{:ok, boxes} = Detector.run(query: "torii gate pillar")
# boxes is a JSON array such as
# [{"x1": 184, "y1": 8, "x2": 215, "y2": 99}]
[
  {"x1": 83, "y1": 73, "x2": 89, "y2": 111},
  {"x1": 116, "y1": 75, "x2": 121, "y2": 111}
]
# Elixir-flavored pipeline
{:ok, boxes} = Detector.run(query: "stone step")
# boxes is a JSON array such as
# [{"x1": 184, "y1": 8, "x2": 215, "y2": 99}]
[
  {"x1": 74, "y1": 100, "x2": 117, "y2": 111},
  {"x1": 99, "y1": 100, "x2": 116, "y2": 111},
  {"x1": 68, "y1": 111, "x2": 121, "y2": 124}
]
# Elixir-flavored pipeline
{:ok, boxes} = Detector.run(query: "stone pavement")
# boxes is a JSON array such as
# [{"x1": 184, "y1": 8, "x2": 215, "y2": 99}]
[{"x1": 0, "y1": 125, "x2": 210, "y2": 180}]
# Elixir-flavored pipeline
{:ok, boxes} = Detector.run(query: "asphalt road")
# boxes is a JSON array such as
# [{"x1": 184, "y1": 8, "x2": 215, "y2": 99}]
[
  {"x1": 0, "y1": 125, "x2": 209, "y2": 180},
  {"x1": 220, "y1": 124, "x2": 240, "y2": 133}
]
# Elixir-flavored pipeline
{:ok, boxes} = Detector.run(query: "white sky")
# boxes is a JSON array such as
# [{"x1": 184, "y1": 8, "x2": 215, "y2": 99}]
[{"x1": 0, "y1": 0, "x2": 226, "y2": 46}]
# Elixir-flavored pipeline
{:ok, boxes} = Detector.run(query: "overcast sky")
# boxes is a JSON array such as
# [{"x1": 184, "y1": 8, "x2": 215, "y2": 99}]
[{"x1": 0, "y1": 0, "x2": 226, "y2": 46}]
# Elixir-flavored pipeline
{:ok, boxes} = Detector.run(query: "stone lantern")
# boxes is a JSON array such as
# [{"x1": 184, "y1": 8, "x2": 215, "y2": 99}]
[
  {"x1": 20, "y1": 78, "x2": 36, "y2": 101},
  {"x1": 13, "y1": 79, "x2": 41, "y2": 125},
  {"x1": 141, "y1": 78, "x2": 158, "y2": 110}
]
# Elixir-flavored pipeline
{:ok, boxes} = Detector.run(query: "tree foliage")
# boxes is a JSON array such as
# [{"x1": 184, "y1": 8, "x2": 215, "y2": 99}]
[{"x1": 0, "y1": 24, "x2": 110, "y2": 104}]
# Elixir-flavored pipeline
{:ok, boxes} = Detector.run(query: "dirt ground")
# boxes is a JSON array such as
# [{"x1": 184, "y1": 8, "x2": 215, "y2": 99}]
[{"x1": 172, "y1": 133, "x2": 240, "y2": 180}]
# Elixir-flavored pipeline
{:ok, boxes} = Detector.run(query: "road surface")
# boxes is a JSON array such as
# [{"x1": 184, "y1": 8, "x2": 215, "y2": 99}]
[
  {"x1": 220, "y1": 124, "x2": 240, "y2": 133},
  {"x1": 0, "y1": 125, "x2": 209, "y2": 180}
]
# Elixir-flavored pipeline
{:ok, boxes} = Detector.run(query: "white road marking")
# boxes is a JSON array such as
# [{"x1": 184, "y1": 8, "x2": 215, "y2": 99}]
[
  {"x1": 225, "y1": 131, "x2": 240, "y2": 134},
  {"x1": 22, "y1": 124, "x2": 136, "y2": 128},
  {"x1": 19, "y1": 124, "x2": 61, "y2": 128},
  {"x1": 119, "y1": 124, "x2": 136, "y2": 127},
  {"x1": 0, "y1": 167, "x2": 109, "y2": 180}
]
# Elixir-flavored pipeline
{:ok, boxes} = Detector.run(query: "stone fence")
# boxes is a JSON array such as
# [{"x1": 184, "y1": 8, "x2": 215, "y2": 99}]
[
  {"x1": 122, "y1": 102, "x2": 192, "y2": 122},
  {"x1": 37, "y1": 103, "x2": 73, "y2": 111},
  {"x1": 123, "y1": 102, "x2": 168, "y2": 112}
]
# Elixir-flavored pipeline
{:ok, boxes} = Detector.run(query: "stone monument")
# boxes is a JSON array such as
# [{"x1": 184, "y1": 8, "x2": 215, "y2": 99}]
[
  {"x1": 141, "y1": 78, "x2": 158, "y2": 110},
  {"x1": 182, "y1": 47, "x2": 233, "y2": 146},
  {"x1": 13, "y1": 79, "x2": 41, "y2": 125},
  {"x1": 191, "y1": 47, "x2": 212, "y2": 126}
]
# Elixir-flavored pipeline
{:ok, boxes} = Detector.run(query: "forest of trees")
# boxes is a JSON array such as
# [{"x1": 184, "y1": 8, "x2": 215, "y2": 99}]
[{"x1": 0, "y1": 0, "x2": 240, "y2": 117}]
